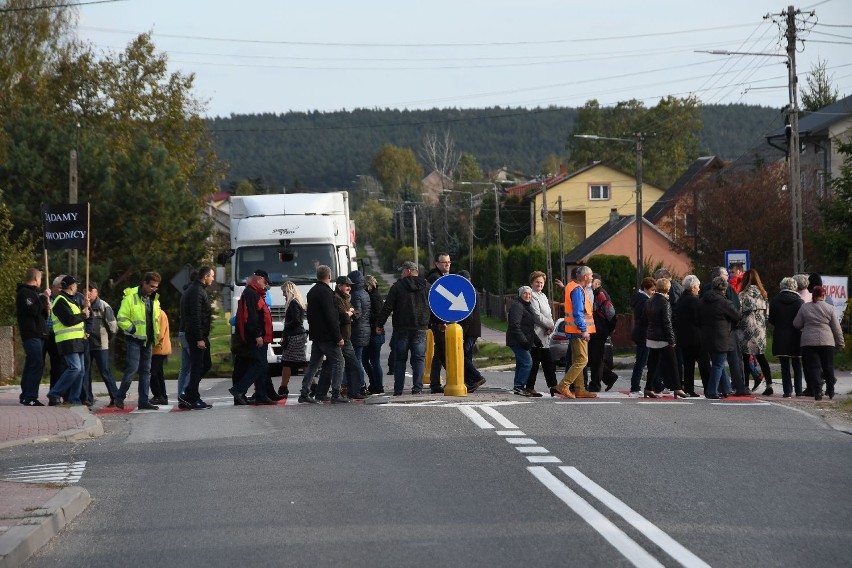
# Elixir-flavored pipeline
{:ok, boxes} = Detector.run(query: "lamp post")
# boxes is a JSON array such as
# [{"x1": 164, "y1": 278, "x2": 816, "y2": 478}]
[{"x1": 575, "y1": 133, "x2": 647, "y2": 289}]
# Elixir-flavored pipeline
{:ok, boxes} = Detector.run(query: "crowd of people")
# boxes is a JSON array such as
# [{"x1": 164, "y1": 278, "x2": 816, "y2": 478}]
[{"x1": 14, "y1": 258, "x2": 845, "y2": 407}]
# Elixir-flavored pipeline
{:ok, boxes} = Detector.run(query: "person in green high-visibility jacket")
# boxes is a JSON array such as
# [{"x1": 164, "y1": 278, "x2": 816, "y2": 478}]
[
  {"x1": 115, "y1": 272, "x2": 162, "y2": 410},
  {"x1": 46, "y1": 275, "x2": 90, "y2": 406}
]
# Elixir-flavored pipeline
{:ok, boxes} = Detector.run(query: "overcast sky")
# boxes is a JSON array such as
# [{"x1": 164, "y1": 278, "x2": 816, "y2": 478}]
[{"x1": 75, "y1": 0, "x2": 852, "y2": 117}]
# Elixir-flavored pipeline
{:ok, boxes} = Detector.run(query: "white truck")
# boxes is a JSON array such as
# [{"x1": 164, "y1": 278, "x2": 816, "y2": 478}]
[{"x1": 217, "y1": 191, "x2": 357, "y2": 373}]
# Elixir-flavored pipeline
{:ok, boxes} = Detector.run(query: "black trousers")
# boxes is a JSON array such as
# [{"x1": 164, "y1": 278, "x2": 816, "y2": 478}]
[
  {"x1": 527, "y1": 346, "x2": 557, "y2": 389},
  {"x1": 801, "y1": 345, "x2": 836, "y2": 395},
  {"x1": 680, "y1": 344, "x2": 710, "y2": 393},
  {"x1": 587, "y1": 333, "x2": 609, "y2": 390},
  {"x1": 184, "y1": 341, "x2": 212, "y2": 403},
  {"x1": 150, "y1": 354, "x2": 168, "y2": 399},
  {"x1": 646, "y1": 345, "x2": 681, "y2": 391}
]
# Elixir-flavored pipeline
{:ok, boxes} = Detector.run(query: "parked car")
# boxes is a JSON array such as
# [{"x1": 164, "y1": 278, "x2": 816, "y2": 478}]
[{"x1": 549, "y1": 318, "x2": 614, "y2": 369}]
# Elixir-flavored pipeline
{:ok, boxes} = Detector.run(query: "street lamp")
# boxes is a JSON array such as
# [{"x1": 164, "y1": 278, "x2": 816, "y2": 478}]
[
  {"x1": 697, "y1": 46, "x2": 804, "y2": 273},
  {"x1": 575, "y1": 133, "x2": 647, "y2": 289}
]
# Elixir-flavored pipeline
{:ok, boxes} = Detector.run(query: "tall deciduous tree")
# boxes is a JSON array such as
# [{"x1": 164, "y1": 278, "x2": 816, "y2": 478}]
[
  {"x1": 370, "y1": 144, "x2": 423, "y2": 200},
  {"x1": 566, "y1": 96, "x2": 701, "y2": 188},
  {"x1": 0, "y1": 190, "x2": 36, "y2": 326},
  {"x1": 801, "y1": 58, "x2": 839, "y2": 113},
  {"x1": 352, "y1": 200, "x2": 393, "y2": 246}
]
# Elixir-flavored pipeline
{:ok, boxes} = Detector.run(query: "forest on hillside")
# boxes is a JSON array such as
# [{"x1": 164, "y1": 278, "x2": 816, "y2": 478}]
[{"x1": 207, "y1": 104, "x2": 783, "y2": 191}]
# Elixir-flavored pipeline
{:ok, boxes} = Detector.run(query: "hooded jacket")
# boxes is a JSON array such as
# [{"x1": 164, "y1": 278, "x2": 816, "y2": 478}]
[
  {"x1": 347, "y1": 270, "x2": 371, "y2": 347},
  {"x1": 378, "y1": 274, "x2": 430, "y2": 330},
  {"x1": 699, "y1": 290, "x2": 741, "y2": 352},
  {"x1": 237, "y1": 280, "x2": 273, "y2": 344},
  {"x1": 16, "y1": 282, "x2": 49, "y2": 341}
]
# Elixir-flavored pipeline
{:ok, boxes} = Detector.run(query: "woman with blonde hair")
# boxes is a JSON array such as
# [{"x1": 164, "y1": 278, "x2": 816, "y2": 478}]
[
  {"x1": 738, "y1": 269, "x2": 774, "y2": 395},
  {"x1": 278, "y1": 281, "x2": 308, "y2": 398}
]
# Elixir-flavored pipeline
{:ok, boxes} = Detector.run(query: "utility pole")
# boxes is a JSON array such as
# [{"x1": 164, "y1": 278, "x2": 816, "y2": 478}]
[
  {"x1": 68, "y1": 149, "x2": 78, "y2": 276},
  {"x1": 634, "y1": 133, "x2": 645, "y2": 289},
  {"x1": 785, "y1": 4, "x2": 805, "y2": 274},
  {"x1": 540, "y1": 180, "x2": 554, "y2": 304},
  {"x1": 412, "y1": 204, "x2": 419, "y2": 269},
  {"x1": 494, "y1": 184, "x2": 503, "y2": 298}
]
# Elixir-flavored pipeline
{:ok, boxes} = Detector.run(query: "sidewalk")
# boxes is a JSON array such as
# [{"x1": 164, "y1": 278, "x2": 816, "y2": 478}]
[{"x1": 0, "y1": 387, "x2": 102, "y2": 568}]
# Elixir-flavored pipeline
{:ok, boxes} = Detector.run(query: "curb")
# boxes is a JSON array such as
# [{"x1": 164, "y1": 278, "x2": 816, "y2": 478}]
[
  {"x1": 0, "y1": 486, "x2": 91, "y2": 568},
  {"x1": 0, "y1": 407, "x2": 104, "y2": 451}
]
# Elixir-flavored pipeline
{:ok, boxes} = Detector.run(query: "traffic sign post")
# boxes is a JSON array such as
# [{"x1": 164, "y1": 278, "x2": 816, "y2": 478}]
[{"x1": 428, "y1": 275, "x2": 477, "y2": 397}]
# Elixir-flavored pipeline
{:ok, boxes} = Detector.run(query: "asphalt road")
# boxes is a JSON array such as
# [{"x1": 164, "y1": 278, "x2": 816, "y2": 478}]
[{"x1": 5, "y1": 366, "x2": 851, "y2": 568}]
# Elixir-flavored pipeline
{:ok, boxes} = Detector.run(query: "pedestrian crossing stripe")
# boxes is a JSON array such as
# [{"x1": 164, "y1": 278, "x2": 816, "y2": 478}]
[{"x1": 3, "y1": 461, "x2": 86, "y2": 484}]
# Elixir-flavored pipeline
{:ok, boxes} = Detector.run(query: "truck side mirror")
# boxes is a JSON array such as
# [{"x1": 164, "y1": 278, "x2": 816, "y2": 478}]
[{"x1": 216, "y1": 250, "x2": 234, "y2": 265}]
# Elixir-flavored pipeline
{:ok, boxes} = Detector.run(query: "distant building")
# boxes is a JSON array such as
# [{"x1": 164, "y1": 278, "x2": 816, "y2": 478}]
[{"x1": 420, "y1": 170, "x2": 454, "y2": 205}]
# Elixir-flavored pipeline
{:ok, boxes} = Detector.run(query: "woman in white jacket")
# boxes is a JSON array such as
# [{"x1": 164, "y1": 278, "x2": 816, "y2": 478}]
[{"x1": 525, "y1": 271, "x2": 559, "y2": 397}]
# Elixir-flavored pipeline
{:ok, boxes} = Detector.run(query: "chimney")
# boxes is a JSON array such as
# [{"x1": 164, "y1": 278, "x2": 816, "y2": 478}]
[
  {"x1": 559, "y1": 163, "x2": 567, "y2": 176},
  {"x1": 609, "y1": 208, "x2": 619, "y2": 225}
]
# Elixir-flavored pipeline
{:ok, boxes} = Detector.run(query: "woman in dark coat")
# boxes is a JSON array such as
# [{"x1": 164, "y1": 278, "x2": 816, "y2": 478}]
[
  {"x1": 363, "y1": 275, "x2": 386, "y2": 393},
  {"x1": 674, "y1": 274, "x2": 709, "y2": 396},
  {"x1": 768, "y1": 276, "x2": 804, "y2": 397},
  {"x1": 699, "y1": 276, "x2": 742, "y2": 399},
  {"x1": 348, "y1": 270, "x2": 371, "y2": 397},
  {"x1": 644, "y1": 278, "x2": 685, "y2": 398},
  {"x1": 628, "y1": 277, "x2": 656, "y2": 396},
  {"x1": 506, "y1": 286, "x2": 539, "y2": 396}
]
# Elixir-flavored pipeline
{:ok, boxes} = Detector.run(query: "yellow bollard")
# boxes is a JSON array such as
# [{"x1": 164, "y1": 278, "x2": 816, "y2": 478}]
[
  {"x1": 424, "y1": 328, "x2": 434, "y2": 386},
  {"x1": 444, "y1": 323, "x2": 467, "y2": 397}
]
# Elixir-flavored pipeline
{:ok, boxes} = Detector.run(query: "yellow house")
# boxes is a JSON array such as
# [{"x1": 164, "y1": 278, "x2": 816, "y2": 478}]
[{"x1": 525, "y1": 162, "x2": 665, "y2": 245}]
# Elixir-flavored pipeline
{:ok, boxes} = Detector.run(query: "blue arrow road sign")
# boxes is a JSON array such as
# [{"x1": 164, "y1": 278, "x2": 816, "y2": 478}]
[{"x1": 428, "y1": 274, "x2": 476, "y2": 323}]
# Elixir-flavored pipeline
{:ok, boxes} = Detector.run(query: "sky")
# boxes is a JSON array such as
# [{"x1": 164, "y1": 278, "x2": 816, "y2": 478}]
[{"x1": 73, "y1": 0, "x2": 852, "y2": 118}]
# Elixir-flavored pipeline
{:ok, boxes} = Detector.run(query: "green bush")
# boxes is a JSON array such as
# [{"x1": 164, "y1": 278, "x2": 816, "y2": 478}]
[{"x1": 587, "y1": 254, "x2": 636, "y2": 313}]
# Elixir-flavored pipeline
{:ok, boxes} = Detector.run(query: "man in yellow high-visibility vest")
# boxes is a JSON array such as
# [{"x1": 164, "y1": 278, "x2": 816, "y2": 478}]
[
  {"x1": 46, "y1": 275, "x2": 90, "y2": 406},
  {"x1": 115, "y1": 272, "x2": 162, "y2": 410}
]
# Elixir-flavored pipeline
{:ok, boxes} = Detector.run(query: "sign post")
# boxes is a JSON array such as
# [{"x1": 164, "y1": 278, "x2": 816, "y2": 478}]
[{"x1": 428, "y1": 275, "x2": 477, "y2": 397}]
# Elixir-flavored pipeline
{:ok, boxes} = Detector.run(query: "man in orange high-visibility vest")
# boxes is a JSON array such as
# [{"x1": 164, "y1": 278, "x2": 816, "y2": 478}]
[{"x1": 554, "y1": 266, "x2": 597, "y2": 399}]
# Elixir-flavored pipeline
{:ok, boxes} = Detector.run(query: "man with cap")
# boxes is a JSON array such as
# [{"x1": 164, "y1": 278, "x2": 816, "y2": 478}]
[
  {"x1": 84, "y1": 281, "x2": 119, "y2": 407},
  {"x1": 229, "y1": 269, "x2": 276, "y2": 405},
  {"x1": 376, "y1": 261, "x2": 431, "y2": 395},
  {"x1": 300, "y1": 264, "x2": 347, "y2": 403},
  {"x1": 334, "y1": 274, "x2": 365, "y2": 400},
  {"x1": 46, "y1": 275, "x2": 90, "y2": 406},
  {"x1": 115, "y1": 271, "x2": 162, "y2": 410},
  {"x1": 16, "y1": 268, "x2": 50, "y2": 406}
]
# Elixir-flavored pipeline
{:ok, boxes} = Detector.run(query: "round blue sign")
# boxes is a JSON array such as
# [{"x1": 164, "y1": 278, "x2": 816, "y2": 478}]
[{"x1": 428, "y1": 274, "x2": 477, "y2": 323}]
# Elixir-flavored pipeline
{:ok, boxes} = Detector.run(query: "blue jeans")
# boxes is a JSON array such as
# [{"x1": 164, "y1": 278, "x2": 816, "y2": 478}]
[
  {"x1": 87, "y1": 348, "x2": 118, "y2": 400},
  {"x1": 464, "y1": 337, "x2": 485, "y2": 385},
  {"x1": 393, "y1": 329, "x2": 426, "y2": 394},
  {"x1": 707, "y1": 351, "x2": 731, "y2": 397},
  {"x1": 177, "y1": 332, "x2": 192, "y2": 397},
  {"x1": 351, "y1": 343, "x2": 367, "y2": 389},
  {"x1": 342, "y1": 340, "x2": 362, "y2": 393},
  {"x1": 630, "y1": 343, "x2": 649, "y2": 392},
  {"x1": 303, "y1": 340, "x2": 343, "y2": 397},
  {"x1": 779, "y1": 356, "x2": 803, "y2": 396},
  {"x1": 49, "y1": 352, "x2": 85, "y2": 403},
  {"x1": 362, "y1": 334, "x2": 385, "y2": 389},
  {"x1": 117, "y1": 338, "x2": 153, "y2": 404},
  {"x1": 233, "y1": 343, "x2": 269, "y2": 397},
  {"x1": 510, "y1": 345, "x2": 533, "y2": 388},
  {"x1": 21, "y1": 337, "x2": 45, "y2": 402}
]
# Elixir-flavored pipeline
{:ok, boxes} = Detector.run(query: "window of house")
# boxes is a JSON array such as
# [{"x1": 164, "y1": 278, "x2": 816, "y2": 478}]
[{"x1": 588, "y1": 184, "x2": 610, "y2": 200}]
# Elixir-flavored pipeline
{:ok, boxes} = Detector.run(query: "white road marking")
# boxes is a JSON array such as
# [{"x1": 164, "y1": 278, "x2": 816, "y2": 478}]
[
  {"x1": 637, "y1": 401, "x2": 694, "y2": 405},
  {"x1": 4, "y1": 461, "x2": 87, "y2": 484},
  {"x1": 505, "y1": 438, "x2": 537, "y2": 445},
  {"x1": 496, "y1": 430, "x2": 525, "y2": 436},
  {"x1": 476, "y1": 405, "x2": 519, "y2": 429},
  {"x1": 457, "y1": 405, "x2": 494, "y2": 429},
  {"x1": 709, "y1": 402, "x2": 769, "y2": 406},
  {"x1": 560, "y1": 466, "x2": 711, "y2": 568},
  {"x1": 527, "y1": 455, "x2": 561, "y2": 463},
  {"x1": 528, "y1": 466, "x2": 665, "y2": 568},
  {"x1": 516, "y1": 446, "x2": 549, "y2": 454},
  {"x1": 556, "y1": 401, "x2": 622, "y2": 405}
]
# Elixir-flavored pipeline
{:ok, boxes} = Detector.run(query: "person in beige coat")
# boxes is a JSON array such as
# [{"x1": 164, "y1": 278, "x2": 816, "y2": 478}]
[
  {"x1": 150, "y1": 309, "x2": 172, "y2": 405},
  {"x1": 793, "y1": 286, "x2": 845, "y2": 400}
]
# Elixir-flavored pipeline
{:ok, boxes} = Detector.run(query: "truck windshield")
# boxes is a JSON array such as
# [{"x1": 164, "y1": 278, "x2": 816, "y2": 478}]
[{"x1": 235, "y1": 244, "x2": 337, "y2": 285}]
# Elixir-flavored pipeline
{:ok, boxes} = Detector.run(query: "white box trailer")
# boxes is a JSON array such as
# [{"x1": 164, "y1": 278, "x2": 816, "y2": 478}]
[{"x1": 217, "y1": 191, "x2": 357, "y2": 373}]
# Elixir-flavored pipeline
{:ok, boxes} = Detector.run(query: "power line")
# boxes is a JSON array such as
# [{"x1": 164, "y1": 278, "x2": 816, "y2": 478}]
[{"x1": 0, "y1": 0, "x2": 125, "y2": 12}]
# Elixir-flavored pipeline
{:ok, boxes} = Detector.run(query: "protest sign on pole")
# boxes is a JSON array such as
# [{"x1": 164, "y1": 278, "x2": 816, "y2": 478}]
[{"x1": 42, "y1": 203, "x2": 89, "y2": 251}]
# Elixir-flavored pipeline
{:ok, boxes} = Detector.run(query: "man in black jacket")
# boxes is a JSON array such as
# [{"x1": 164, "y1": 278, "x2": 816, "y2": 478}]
[
  {"x1": 179, "y1": 266, "x2": 214, "y2": 409},
  {"x1": 457, "y1": 270, "x2": 486, "y2": 393},
  {"x1": 16, "y1": 268, "x2": 50, "y2": 406},
  {"x1": 425, "y1": 252, "x2": 451, "y2": 393},
  {"x1": 587, "y1": 274, "x2": 618, "y2": 392},
  {"x1": 377, "y1": 261, "x2": 430, "y2": 395},
  {"x1": 299, "y1": 265, "x2": 347, "y2": 403}
]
